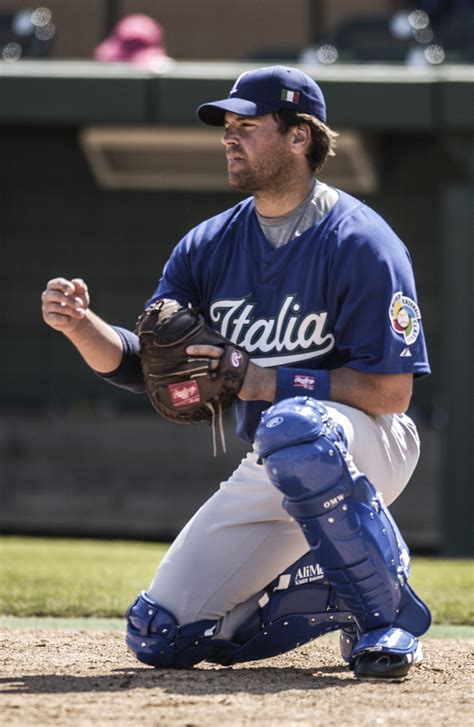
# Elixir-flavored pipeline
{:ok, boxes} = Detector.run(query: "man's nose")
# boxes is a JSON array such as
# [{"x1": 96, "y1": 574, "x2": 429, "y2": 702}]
[{"x1": 222, "y1": 128, "x2": 238, "y2": 146}]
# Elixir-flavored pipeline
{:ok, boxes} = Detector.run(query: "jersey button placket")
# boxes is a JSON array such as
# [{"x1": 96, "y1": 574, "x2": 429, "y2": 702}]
[{"x1": 262, "y1": 257, "x2": 273, "y2": 283}]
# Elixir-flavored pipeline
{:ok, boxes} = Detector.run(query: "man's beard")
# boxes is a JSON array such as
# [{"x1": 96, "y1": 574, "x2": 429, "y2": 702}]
[{"x1": 227, "y1": 148, "x2": 294, "y2": 193}]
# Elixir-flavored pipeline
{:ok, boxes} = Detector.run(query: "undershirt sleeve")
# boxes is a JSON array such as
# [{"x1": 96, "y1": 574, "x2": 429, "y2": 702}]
[{"x1": 94, "y1": 326, "x2": 145, "y2": 393}]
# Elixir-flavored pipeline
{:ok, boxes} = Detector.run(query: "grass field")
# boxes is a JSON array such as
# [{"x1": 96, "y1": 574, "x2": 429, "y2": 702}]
[{"x1": 0, "y1": 536, "x2": 473, "y2": 625}]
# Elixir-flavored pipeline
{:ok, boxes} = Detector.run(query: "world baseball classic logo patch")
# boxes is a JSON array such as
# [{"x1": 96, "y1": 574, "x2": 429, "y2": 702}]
[
  {"x1": 389, "y1": 292, "x2": 421, "y2": 345},
  {"x1": 168, "y1": 380, "x2": 201, "y2": 408}
]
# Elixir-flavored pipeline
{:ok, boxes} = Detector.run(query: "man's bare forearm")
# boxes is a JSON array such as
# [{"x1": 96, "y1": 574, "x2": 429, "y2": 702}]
[
  {"x1": 64, "y1": 309, "x2": 124, "y2": 373},
  {"x1": 240, "y1": 364, "x2": 412, "y2": 416},
  {"x1": 329, "y1": 368, "x2": 413, "y2": 415}
]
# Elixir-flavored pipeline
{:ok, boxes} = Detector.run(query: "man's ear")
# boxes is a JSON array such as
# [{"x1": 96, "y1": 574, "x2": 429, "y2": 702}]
[{"x1": 290, "y1": 124, "x2": 311, "y2": 153}]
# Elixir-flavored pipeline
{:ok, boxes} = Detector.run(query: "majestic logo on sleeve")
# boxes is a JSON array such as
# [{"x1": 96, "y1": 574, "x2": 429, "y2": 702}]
[
  {"x1": 389, "y1": 292, "x2": 421, "y2": 345},
  {"x1": 210, "y1": 295, "x2": 335, "y2": 367}
]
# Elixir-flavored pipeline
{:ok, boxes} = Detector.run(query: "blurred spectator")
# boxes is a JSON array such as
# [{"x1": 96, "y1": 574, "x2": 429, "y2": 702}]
[
  {"x1": 0, "y1": 7, "x2": 56, "y2": 61},
  {"x1": 394, "y1": 0, "x2": 474, "y2": 64},
  {"x1": 299, "y1": 0, "x2": 474, "y2": 66},
  {"x1": 398, "y1": 0, "x2": 474, "y2": 29},
  {"x1": 94, "y1": 14, "x2": 173, "y2": 71}
]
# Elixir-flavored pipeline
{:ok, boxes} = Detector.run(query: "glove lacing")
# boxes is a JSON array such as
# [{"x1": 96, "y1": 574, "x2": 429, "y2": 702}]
[{"x1": 205, "y1": 402, "x2": 227, "y2": 457}]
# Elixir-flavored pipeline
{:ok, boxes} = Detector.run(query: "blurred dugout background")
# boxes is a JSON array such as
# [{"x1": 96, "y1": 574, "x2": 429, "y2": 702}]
[{"x1": 0, "y1": 0, "x2": 472, "y2": 554}]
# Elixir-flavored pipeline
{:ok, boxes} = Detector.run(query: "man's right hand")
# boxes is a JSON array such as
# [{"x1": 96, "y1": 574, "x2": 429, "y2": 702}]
[{"x1": 41, "y1": 277, "x2": 90, "y2": 335}]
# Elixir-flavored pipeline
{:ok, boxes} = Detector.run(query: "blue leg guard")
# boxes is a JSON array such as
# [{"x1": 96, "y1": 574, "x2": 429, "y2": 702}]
[
  {"x1": 254, "y1": 397, "x2": 431, "y2": 676},
  {"x1": 126, "y1": 593, "x2": 228, "y2": 668},
  {"x1": 126, "y1": 552, "x2": 354, "y2": 669},
  {"x1": 219, "y1": 550, "x2": 353, "y2": 665}
]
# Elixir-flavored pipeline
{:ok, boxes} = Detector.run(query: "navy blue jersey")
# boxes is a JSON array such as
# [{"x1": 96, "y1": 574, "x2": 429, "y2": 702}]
[{"x1": 148, "y1": 190, "x2": 430, "y2": 441}]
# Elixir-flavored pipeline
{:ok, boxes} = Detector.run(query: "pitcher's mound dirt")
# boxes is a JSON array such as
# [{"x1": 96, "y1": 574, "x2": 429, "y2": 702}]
[{"x1": 0, "y1": 627, "x2": 472, "y2": 726}]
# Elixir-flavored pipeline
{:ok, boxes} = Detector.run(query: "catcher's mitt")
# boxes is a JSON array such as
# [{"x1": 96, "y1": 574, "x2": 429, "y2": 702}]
[{"x1": 136, "y1": 299, "x2": 249, "y2": 427}]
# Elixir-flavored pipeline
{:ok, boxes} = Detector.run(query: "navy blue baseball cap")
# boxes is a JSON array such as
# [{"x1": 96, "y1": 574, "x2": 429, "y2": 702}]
[{"x1": 197, "y1": 65, "x2": 327, "y2": 126}]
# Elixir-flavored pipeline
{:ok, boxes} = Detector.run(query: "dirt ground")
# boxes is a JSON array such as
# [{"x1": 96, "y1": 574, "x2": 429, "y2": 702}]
[{"x1": 0, "y1": 627, "x2": 472, "y2": 726}]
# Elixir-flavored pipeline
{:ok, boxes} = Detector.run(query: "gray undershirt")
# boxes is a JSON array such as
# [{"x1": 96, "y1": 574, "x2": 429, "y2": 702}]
[{"x1": 256, "y1": 179, "x2": 339, "y2": 248}]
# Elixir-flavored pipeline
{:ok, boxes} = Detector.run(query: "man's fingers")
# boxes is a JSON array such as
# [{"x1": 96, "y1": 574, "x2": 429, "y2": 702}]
[
  {"x1": 45, "y1": 302, "x2": 86, "y2": 319},
  {"x1": 186, "y1": 345, "x2": 223, "y2": 358},
  {"x1": 44, "y1": 311, "x2": 73, "y2": 327},
  {"x1": 186, "y1": 345, "x2": 222, "y2": 372},
  {"x1": 42, "y1": 289, "x2": 84, "y2": 308},
  {"x1": 45, "y1": 277, "x2": 76, "y2": 295},
  {"x1": 42, "y1": 277, "x2": 90, "y2": 334},
  {"x1": 71, "y1": 278, "x2": 89, "y2": 300},
  {"x1": 45, "y1": 278, "x2": 89, "y2": 306}
]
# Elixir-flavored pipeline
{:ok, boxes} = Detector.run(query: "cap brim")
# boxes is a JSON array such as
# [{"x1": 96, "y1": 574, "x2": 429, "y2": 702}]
[{"x1": 197, "y1": 98, "x2": 281, "y2": 126}]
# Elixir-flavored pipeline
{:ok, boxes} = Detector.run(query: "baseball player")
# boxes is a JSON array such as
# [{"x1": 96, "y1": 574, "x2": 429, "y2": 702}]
[{"x1": 41, "y1": 66, "x2": 431, "y2": 680}]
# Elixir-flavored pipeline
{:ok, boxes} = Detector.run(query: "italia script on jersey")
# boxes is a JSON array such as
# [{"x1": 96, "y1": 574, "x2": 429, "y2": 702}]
[{"x1": 210, "y1": 295, "x2": 335, "y2": 367}]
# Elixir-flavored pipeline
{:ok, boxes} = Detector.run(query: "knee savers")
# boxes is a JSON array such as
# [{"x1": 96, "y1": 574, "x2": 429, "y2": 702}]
[
  {"x1": 126, "y1": 552, "x2": 354, "y2": 669},
  {"x1": 255, "y1": 397, "x2": 431, "y2": 637},
  {"x1": 126, "y1": 592, "x2": 229, "y2": 668}
]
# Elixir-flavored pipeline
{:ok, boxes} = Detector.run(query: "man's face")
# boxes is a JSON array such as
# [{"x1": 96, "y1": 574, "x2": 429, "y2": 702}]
[{"x1": 222, "y1": 112, "x2": 295, "y2": 192}]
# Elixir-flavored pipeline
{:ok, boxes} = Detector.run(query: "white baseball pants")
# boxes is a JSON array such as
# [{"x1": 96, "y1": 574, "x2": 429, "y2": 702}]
[{"x1": 147, "y1": 403, "x2": 421, "y2": 638}]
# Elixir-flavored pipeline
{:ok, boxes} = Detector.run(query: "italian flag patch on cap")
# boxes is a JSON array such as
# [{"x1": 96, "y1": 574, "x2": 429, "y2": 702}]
[{"x1": 281, "y1": 88, "x2": 300, "y2": 103}]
